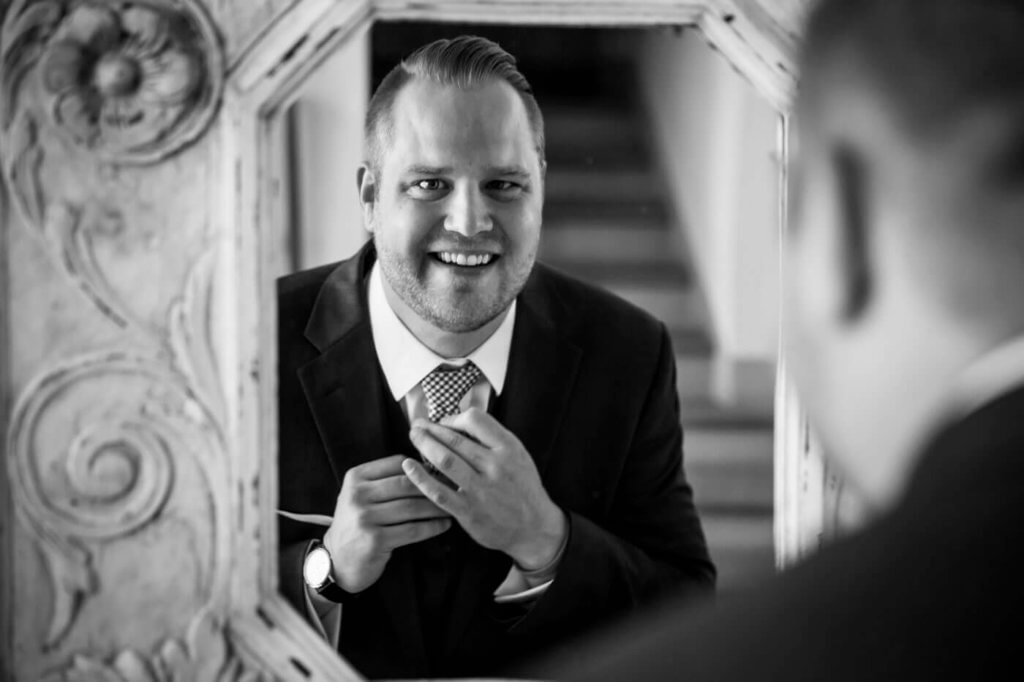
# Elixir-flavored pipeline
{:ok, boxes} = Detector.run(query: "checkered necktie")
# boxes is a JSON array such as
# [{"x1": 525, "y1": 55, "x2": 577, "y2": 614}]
[{"x1": 421, "y1": 362, "x2": 482, "y2": 422}]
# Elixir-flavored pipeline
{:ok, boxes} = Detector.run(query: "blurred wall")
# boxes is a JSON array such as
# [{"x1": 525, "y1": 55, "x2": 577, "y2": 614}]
[
  {"x1": 638, "y1": 29, "x2": 780, "y2": 405},
  {"x1": 289, "y1": 25, "x2": 372, "y2": 270}
]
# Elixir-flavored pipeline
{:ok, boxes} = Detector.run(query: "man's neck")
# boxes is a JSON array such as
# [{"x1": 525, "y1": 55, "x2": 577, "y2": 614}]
[
  {"x1": 379, "y1": 274, "x2": 510, "y2": 359},
  {"x1": 839, "y1": 313, "x2": 1022, "y2": 515}
]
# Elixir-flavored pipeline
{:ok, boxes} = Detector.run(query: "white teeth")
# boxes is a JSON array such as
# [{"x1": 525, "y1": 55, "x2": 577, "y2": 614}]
[{"x1": 436, "y1": 252, "x2": 494, "y2": 267}]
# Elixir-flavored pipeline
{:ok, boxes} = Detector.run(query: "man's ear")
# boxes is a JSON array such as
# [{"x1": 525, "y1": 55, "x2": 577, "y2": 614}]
[
  {"x1": 831, "y1": 144, "x2": 874, "y2": 322},
  {"x1": 356, "y1": 165, "x2": 377, "y2": 230}
]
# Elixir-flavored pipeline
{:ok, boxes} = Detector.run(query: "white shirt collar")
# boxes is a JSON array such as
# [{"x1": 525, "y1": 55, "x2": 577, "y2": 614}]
[
  {"x1": 368, "y1": 262, "x2": 515, "y2": 401},
  {"x1": 949, "y1": 333, "x2": 1024, "y2": 417}
]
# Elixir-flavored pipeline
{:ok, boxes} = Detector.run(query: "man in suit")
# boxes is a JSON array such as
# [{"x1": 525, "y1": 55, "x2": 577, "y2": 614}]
[
  {"x1": 545, "y1": 0, "x2": 1024, "y2": 679},
  {"x1": 276, "y1": 35, "x2": 715, "y2": 679}
]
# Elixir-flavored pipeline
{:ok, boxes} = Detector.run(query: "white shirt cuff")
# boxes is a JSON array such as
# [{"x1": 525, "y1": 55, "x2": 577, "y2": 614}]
[{"x1": 493, "y1": 566, "x2": 554, "y2": 604}]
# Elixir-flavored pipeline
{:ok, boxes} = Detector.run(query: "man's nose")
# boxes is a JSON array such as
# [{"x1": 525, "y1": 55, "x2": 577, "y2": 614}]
[{"x1": 443, "y1": 185, "x2": 493, "y2": 236}]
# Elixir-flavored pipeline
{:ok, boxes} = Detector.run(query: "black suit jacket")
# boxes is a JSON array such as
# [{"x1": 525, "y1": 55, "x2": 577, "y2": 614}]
[
  {"x1": 277, "y1": 244, "x2": 715, "y2": 679},
  {"x1": 551, "y1": 384, "x2": 1024, "y2": 681}
]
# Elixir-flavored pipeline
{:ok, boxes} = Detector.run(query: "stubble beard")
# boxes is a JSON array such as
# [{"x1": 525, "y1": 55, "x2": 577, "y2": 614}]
[{"x1": 375, "y1": 236, "x2": 537, "y2": 334}]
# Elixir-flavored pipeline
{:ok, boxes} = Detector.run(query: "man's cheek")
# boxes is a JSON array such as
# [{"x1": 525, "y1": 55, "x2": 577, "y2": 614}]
[
  {"x1": 497, "y1": 215, "x2": 542, "y2": 258},
  {"x1": 510, "y1": 200, "x2": 543, "y2": 235}
]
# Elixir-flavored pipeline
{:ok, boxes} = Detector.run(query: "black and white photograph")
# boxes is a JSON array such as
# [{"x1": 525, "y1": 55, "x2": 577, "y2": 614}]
[{"x1": 1, "y1": 1, "x2": 1022, "y2": 680}]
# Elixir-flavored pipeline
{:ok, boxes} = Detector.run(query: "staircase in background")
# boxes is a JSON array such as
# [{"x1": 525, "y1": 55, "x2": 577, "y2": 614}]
[{"x1": 530, "y1": 49, "x2": 775, "y2": 595}]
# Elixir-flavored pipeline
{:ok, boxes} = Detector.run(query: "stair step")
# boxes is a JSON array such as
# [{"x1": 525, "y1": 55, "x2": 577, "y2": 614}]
[
  {"x1": 684, "y1": 427, "x2": 774, "y2": 512},
  {"x1": 545, "y1": 167, "x2": 663, "y2": 204},
  {"x1": 543, "y1": 105, "x2": 642, "y2": 143},
  {"x1": 545, "y1": 199, "x2": 670, "y2": 224},
  {"x1": 676, "y1": 353, "x2": 712, "y2": 404},
  {"x1": 540, "y1": 221, "x2": 677, "y2": 265},
  {"x1": 681, "y1": 399, "x2": 774, "y2": 430},
  {"x1": 688, "y1": 464, "x2": 773, "y2": 513},
  {"x1": 684, "y1": 426, "x2": 774, "y2": 469},
  {"x1": 543, "y1": 107, "x2": 649, "y2": 168},
  {"x1": 544, "y1": 261, "x2": 693, "y2": 290},
  {"x1": 605, "y1": 283, "x2": 705, "y2": 330},
  {"x1": 670, "y1": 328, "x2": 714, "y2": 356},
  {"x1": 700, "y1": 513, "x2": 775, "y2": 590}
]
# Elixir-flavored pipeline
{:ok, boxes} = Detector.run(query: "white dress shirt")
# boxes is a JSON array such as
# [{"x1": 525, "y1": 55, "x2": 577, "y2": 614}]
[
  {"x1": 369, "y1": 261, "x2": 515, "y2": 422},
  {"x1": 304, "y1": 263, "x2": 557, "y2": 643}
]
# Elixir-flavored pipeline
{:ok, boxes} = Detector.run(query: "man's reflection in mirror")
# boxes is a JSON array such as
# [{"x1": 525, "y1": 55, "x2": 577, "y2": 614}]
[{"x1": 276, "y1": 36, "x2": 715, "y2": 679}]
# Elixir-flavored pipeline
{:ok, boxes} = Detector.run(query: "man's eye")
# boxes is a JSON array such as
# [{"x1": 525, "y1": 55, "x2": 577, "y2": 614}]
[
  {"x1": 414, "y1": 179, "x2": 446, "y2": 191},
  {"x1": 488, "y1": 180, "x2": 521, "y2": 193}
]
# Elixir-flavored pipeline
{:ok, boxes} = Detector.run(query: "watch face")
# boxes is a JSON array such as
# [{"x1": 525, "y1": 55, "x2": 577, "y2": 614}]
[{"x1": 304, "y1": 546, "x2": 332, "y2": 589}]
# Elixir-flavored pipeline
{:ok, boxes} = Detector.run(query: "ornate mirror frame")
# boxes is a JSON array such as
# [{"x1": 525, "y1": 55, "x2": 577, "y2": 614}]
[
  {"x1": 0, "y1": 0, "x2": 835, "y2": 679},
  {"x1": 226, "y1": 0, "x2": 825, "y2": 679}
]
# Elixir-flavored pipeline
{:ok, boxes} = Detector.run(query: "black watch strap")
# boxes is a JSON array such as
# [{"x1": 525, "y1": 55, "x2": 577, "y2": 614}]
[{"x1": 316, "y1": 579, "x2": 351, "y2": 604}]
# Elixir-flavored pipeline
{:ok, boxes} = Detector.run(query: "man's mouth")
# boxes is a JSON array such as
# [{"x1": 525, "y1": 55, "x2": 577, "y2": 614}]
[{"x1": 431, "y1": 251, "x2": 499, "y2": 268}]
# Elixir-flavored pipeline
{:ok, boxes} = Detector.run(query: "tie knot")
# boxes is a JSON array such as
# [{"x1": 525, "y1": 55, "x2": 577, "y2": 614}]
[{"x1": 421, "y1": 362, "x2": 482, "y2": 422}]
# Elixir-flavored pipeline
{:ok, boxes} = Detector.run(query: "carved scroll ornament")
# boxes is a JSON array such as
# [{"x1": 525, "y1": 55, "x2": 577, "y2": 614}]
[
  {"x1": 42, "y1": 610, "x2": 271, "y2": 682},
  {"x1": 8, "y1": 351, "x2": 224, "y2": 649},
  {"x1": 7, "y1": 249, "x2": 229, "y2": 649}
]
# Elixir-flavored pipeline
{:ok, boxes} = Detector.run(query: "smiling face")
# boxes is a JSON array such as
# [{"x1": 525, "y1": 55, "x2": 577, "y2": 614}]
[{"x1": 361, "y1": 77, "x2": 544, "y2": 335}]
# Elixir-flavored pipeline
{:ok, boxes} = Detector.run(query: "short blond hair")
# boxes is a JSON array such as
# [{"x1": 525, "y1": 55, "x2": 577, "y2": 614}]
[{"x1": 364, "y1": 35, "x2": 545, "y2": 172}]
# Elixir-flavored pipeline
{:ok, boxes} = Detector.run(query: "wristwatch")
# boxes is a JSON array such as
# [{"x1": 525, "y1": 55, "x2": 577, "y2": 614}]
[{"x1": 303, "y1": 540, "x2": 350, "y2": 603}]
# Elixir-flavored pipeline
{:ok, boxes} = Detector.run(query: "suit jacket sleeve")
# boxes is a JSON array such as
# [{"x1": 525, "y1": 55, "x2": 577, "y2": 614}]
[
  {"x1": 276, "y1": 266, "x2": 341, "y2": 619},
  {"x1": 509, "y1": 324, "x2": 716, "y2": 640}
]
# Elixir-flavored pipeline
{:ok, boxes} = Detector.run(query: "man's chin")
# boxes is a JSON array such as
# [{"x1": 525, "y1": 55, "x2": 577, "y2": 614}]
[
  {"x1": 414, "y1": 280, "x2": 513, "y2": 333},
  {"x1": 422, "y1": 303, "x2": 508, "y2": 334}
]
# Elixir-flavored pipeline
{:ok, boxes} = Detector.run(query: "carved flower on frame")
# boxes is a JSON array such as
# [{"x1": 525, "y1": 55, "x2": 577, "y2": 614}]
[{"x1": 38, "y1": 2, "x2": 204, "y2": 156}]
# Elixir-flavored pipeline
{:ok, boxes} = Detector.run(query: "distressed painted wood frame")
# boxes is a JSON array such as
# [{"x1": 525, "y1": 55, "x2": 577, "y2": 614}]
[
  {"x1": 226, "y1": 1, "x2": 825, "y2": 679},
  {"x1": 0, "y1": 0, "x2": 836, "y2": 680}
]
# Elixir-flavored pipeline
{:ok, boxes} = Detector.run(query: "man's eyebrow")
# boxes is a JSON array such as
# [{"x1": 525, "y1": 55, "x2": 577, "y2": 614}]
[
  {"x1": 404, "y1": 165, "x2": 453, "y2": 175},
  {"x1": 488, "y1": 166, "x2": 531, "y2": 178},
  {"x1": 402, "y1": 165, "x2": 532, "y2": 178}
]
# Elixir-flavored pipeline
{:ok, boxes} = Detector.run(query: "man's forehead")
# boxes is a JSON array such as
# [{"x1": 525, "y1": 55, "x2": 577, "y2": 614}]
[{"x1": 386, "y1": 77, "x2": 535, "y2": 161}]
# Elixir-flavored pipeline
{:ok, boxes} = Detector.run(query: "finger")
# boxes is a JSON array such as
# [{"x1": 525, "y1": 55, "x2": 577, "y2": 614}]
[
  {"x1": 402, "y1": 458, "x2": 466, "y2": 518},
  {"x1": 439, "y1": 408, "x2": 510, "y2": 449},
  {"x1": 364, "y1": 474, "x2": 424, "y2": 502},
  {"x1": 367, "y1": 497, "x2": 451, "y2": 525},
  {"x1": 381, "y1": 518, "x2": 453, "y2": 550},
  {"x1": 409, "y1": 426, "x2": 476, "y2": 487},
  {"x1": 410, "y1": 419, "x2": 488, "y2": 472},
  {"x1": 347, "y1": 454, "x2": 409, "y2": 481}
]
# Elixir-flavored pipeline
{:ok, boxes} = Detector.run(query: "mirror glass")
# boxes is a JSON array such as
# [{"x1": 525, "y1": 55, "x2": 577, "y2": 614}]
[{"x1": 274, "y1": 19, "x2": 780, "y2": 678}]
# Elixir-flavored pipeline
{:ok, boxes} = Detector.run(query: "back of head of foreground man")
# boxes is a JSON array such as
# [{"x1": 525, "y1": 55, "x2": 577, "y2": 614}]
[{"x1": 545, "y1": 0, "x2": 1024, "y2": 679}]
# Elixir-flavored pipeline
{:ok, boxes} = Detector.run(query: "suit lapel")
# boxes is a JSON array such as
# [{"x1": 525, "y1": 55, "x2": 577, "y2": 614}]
[
  {"x1": 295, "y1": 244, "x2": 428, "y2": 669},
  {"x1": 498, "y1": 270, "x2": 583, "y2": 478},
  {"x1": 444, "y1": 268, "x2": 583, "y2": 650},
  {"x1": 298, "y1": 245, "x2": 386, "y2": 480},
  {"x1": 297, "y1": 330, "x2": 389, "y2": 480}
]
